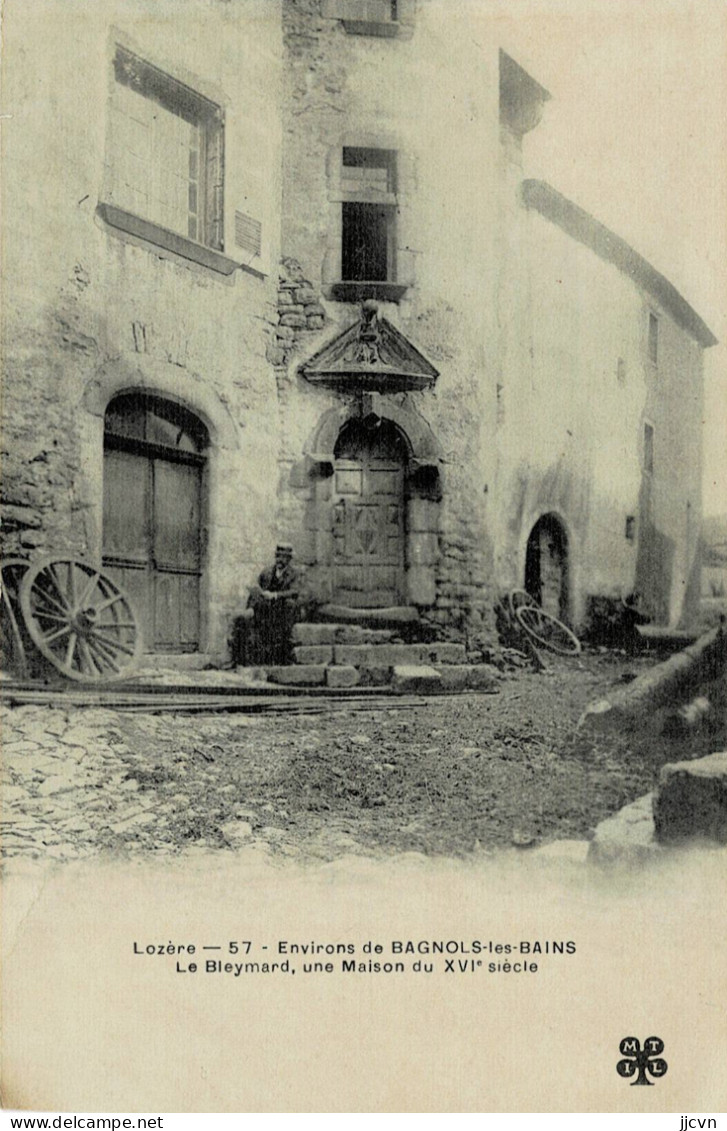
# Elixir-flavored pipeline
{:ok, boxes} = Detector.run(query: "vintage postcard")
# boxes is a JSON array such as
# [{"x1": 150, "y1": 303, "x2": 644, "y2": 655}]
[{"x1": 1, "y1": 0, "x2": 725, "y2": 1114}]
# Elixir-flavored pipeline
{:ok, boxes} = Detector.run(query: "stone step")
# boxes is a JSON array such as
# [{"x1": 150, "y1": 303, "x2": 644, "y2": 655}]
[
  {"x1": 435, "y1": 664, "x2": 501, "y2": 692},
  {"x1": 261, "y1": 659, "x2": 498, "y2": 693},
  {"x1": 316, "y1": 604, "x2": 420, "y2": 627},
  {"x1": 391, "y1": 665, "x2": 442, "y2": 694},
  {"x1": 266, "y1": 664, "x2": 327, "y2": 686},
  {"x1": 291, "y1": 641, "x2": 469, "y2": 667},
  {"x1": 291, "y1": 623, "x2": 395, "y2": 647},
  {"x1": 331, "y1": 642, "x2": 468, "y2": 667}
]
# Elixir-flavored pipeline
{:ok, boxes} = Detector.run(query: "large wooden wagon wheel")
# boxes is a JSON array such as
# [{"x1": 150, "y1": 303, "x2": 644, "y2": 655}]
[
  {"x1": 19, "y1": 556, "x2": 143, "y2": 682},
  {"x1": 515, "y1": 604, "x2": 581, "y2": 656},
  {"x1": 1, "y1": 558, "x2": 32, "y2": 678}
]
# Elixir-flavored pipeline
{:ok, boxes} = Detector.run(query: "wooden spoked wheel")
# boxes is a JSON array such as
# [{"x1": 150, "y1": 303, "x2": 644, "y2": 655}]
[
  {"x1": 515, "y1": 604, "x2": 581, "y2": 656},
  {"x1": 19, "y1": 557, "x2": 143, "y2": 682},
  {"x1": 1, "y1": 558, "x2": 32, "y2": 678}
]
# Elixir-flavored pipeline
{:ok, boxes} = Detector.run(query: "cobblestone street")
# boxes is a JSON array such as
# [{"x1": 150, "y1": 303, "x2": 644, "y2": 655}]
[{"x1": 5, "y1": 652, "x2": 722, "y2": 866}]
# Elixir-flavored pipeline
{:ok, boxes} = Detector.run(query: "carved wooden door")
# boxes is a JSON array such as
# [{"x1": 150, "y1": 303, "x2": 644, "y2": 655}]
[{"x1": 332, "y1": 421, "x2": 406, "y2": 608}]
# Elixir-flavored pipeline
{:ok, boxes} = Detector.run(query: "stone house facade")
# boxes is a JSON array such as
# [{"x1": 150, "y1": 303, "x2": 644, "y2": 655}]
[
  {"x1": 1, "y1": 0, "x2": 283, "y2": 660},
  {"x1": 1, "y1": 0, "x2": 716, "y2": 666}
]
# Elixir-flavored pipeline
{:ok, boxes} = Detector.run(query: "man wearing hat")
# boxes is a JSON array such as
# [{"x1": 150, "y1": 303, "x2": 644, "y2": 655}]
[{"x1": 246, "y1": 544, "x2": 301, "y2": 664}]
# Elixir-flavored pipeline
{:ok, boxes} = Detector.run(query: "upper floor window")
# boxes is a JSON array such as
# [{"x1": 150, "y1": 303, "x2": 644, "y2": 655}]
[
  {"x1": 648, "y1": 312, "x2": 659, "y2": 364},
  {"x1": 341, "y1": 148, "x2": 397, "y2": 283},
  {"x1": 106, "y1": 46, "x2": 224, "y2": 251},
  {"x1": 324, "y1": 0, "x2": 401, "y2": 37}
]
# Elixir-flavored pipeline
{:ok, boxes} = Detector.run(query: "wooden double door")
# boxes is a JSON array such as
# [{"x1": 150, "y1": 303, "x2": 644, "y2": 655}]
[
  {"x1": 331, "y1": 419, "x2": 407, "y2": 608},
  {"x1": 102, "y1": 395, "x2": 206, "y2": 653}
]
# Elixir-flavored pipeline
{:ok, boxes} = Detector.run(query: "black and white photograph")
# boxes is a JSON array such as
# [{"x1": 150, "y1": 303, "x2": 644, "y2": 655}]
[{"x1": 1, "y1": 0, "x2": 725, "y2": 1115}]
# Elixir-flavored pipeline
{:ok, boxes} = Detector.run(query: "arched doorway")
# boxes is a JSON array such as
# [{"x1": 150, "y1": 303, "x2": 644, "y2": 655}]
[
  {"x1": 102, "y1": 393, "x2": 209, "y2": 652},
  {"x1": 331, "y1": 417, "x2": 408, "y2": 607},
  {"x1": 524, "y1": 513, "x2": 570, "y2": 622}
]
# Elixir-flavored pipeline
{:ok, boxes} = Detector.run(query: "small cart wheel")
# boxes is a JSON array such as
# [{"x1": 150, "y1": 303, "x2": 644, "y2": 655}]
[
  {"x1": 515, "y1": 604, "x2": 581, "y2": 656},
  {"x1": 506, "y1": 588, "x2": 539, "y2": 624},
  {"x1": 19, "y1": 556, "x2": 143, "y2": 682}
]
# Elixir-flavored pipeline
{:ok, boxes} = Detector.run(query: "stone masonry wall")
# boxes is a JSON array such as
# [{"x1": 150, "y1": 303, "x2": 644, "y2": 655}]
[{"x1": 278, "y1": 0, "x2": 503, "y2": 649}]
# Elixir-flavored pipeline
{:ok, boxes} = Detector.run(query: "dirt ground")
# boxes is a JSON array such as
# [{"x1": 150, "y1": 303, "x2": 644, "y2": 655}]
[{"x1": 4, "y1": 648, "x2": 724, "y2": 863}]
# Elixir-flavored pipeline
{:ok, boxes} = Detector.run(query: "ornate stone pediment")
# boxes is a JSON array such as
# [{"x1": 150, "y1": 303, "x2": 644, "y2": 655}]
[{"x1": 300, "y1": 302, "x2": 439, "y2": 393}]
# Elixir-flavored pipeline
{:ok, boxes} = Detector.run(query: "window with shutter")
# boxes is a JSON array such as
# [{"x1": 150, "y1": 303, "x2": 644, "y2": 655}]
[
  {"x1": 323, "y1": 0, "x2": 403, "y2": 37},
  {"x1": 101, "y1": 46, "x2": 227, "y2": 266}
]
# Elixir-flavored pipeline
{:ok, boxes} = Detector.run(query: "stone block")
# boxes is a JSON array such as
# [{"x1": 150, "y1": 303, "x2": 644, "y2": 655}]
[
  {"x1": 306, "y1": 315, "x2": 325, "y2": 330},
  {"x1": 358, "y1": 665, "x2": 393, "y2": 687},
  {"x1": 20, "y1": 530, "x2": 47, "y2": 548},
  {"x1": 334, "y1": 643, "x2": 425, "y2": 666},
  {"x1": 266, "y1": 345, "x2": 286, "y2": 366},
  {"x1": 277, "y1": 291, "x2": 294, "y2": 306},
  {"x1": 319, "y1": 604, "x2": 420, "y2": 626},
  {"x1": 436, "y1": 664, "x2": 500, "y2": 691},
  {"x1": 653, "y1": 751, "x2": 727, "y2": 844},
  {"x1": 408, "y1": 499, "x2": 440, "y2": 533},
  {"x1": 266, "y1": 665, "x2": 327, "y2": 685},
  {"x1": 276, "y1": 325, "x2": 295, "y2": 342},
  {"x1": 408, "y1": 531, "x2": 439, "y2": 566},
  {"x1": 326, "y1": 665, "x2": 361, "y2": 688},
  {"x1": 424, "y1": 643, "x2": 468, "y2": 664},
  {"x1": 292, "y1": 623, "x2": 338, "y2": 645},
  {"x1": 391, "y1": 665, "x2": 442, "y2": 694},
  {"x1": 588, "y1": 794, "x2": 663, "y2": 867},
  {"x1": 293, "y1": 645, "x2": 334, "y2": 665},
  {"x1": 279, "y1": 312, "x2": 306, "y2": 328},
  {"x1": 339, "y1": 626, "x2": 394, "y2": 645},
  {"x1": 220, "y1": 820, "x2": 253, "y2": 843},
  {"x1": 407, "y1": 565, "x2": 436, "y2": 607},
  {"x1": 1, "y1": 504, "x2": 41, "y2": 528},
  {"x1": 295, "y1": 288, "x2": 319, "y2": 305}
]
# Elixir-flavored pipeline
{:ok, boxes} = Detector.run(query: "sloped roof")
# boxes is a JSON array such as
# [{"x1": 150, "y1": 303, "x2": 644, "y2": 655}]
[{"x1": 522, "y1": 179, "x2": 718, "y2": 348}]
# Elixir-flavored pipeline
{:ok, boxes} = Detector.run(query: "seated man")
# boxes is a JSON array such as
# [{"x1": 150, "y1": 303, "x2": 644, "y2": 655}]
[{"x1": 246, "y1": 544, "x2": 301, "y2": 665}]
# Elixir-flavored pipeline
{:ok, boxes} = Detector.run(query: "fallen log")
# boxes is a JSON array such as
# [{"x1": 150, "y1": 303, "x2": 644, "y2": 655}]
[{"x1": 579, "y1": 623, "x2": 726, "y2": 732}]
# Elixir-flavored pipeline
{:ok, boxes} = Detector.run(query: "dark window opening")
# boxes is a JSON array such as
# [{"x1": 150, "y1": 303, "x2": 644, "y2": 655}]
[
  {"x1": 342, "y1": 202, "x2": 392, "y2": 281},
  {"x1": 648, "y1": 312, "x2": 659, "y2": 364},
  {"x1": 643, "y1": 423, "x2": 654, "y2": 473},
  {"x1": 340, "y1": 148, "x2": 397, "y2": 284}
]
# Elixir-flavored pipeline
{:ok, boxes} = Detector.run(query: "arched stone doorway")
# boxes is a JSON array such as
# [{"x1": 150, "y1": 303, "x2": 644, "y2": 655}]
[
  {"x1": 331, "y1": 417, "x2": 408, "y2": 608},
  {"x1": 524, "y1": 513, "x2": 570, "y2": 622},
  {"x1": 102, "y1": 392, "x2": 209, "y2": 652}
]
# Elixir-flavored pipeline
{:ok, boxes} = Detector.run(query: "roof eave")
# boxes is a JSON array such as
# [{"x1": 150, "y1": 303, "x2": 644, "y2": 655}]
[{"x1": 522, "y1": 179, "x2": 718, "y2": 349}]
